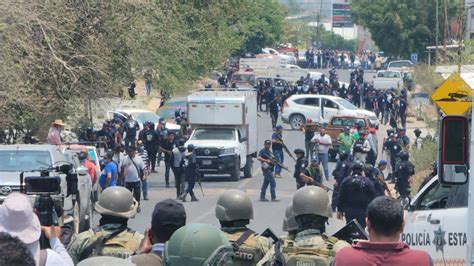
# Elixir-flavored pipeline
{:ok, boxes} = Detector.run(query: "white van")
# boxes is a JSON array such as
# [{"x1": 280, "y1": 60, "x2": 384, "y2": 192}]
[{"x1": 402, "y1": 175, "x2": 467, "y2": 265}]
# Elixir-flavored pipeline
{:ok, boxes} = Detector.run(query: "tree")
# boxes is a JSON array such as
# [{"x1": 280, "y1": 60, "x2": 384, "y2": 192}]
[{"x1": 351, "y1": 0, "x2": 458, "y2": 57}]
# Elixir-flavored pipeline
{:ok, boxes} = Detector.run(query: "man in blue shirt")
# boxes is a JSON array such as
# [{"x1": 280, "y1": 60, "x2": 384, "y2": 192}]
[
  {"x1": 100, "y1": 152, "x2": 118, "y2": 189},
  {"x1": 258, "y1": 140, "x2": 278, "y2": 202}
]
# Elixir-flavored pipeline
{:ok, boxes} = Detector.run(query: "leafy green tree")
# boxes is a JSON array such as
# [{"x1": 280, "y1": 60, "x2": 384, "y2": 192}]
[{"x1": 351, "y1": 0, "x2": 458, "y2": 57}]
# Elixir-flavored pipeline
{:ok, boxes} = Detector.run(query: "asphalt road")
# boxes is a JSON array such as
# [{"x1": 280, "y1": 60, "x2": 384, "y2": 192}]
[{"x1": 91, "y1": 67, "x2": 376, "y2": 236}]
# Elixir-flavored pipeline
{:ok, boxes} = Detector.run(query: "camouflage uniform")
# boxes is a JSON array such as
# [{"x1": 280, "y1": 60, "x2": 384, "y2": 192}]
[
  {"x1": 67, "y1": 223, "x2": 143, "y2": 264},
  {"x1": 222, "y1": 227, "x2": 272, "y2": 265}
]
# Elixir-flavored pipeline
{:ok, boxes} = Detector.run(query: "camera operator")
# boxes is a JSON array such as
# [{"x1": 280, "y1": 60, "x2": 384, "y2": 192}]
[{"x1": 0, "y1": 193, "x2": 73, "y2": 266}]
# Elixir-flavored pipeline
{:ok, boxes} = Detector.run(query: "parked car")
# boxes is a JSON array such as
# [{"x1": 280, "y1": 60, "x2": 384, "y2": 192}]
[
  {"x1": 325, "y1": 115, "x2": 375, "y2": 160},
  {"x1": 261, "y1": 48, "x2": 297, "y2": 64},
  {"x1": 231, "y1": 71, "x2": 257, "y2": 87},
  {"x1": 373, "y1": 70, "x2": 404, "y2": 91},
  {"x1": 281, "y1": 95, "x2": 379, "y2": 130},
  {"x1": 387, "y1": 60, "x2": 413, "y2": 72},
  {"x1": 157, "y1": 97, "x2": 187, "y2": 121},
  {"x1": 256, "y1": 76, "x2": 290, "y2": 93},
  {"x1": 0, "y1": 144, "x2": 93, "y2": 234}
]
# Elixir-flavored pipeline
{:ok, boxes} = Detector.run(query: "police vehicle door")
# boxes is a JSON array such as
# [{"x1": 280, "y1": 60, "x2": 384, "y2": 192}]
[
  {"x1": 237, "y1": 129, "x2": 247, "y2": 168},
  {"x1": 402, "y1": 176, "x2": 468, "y2": 265}
]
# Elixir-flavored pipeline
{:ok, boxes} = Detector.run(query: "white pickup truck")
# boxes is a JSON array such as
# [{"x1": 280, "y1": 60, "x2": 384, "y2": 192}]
[
  {"x1": 185, "y1": 91, "x2": 257, "y2": 181},
  {"x1": 373, "y1": 70, "x2": 404, "y2": 91}
]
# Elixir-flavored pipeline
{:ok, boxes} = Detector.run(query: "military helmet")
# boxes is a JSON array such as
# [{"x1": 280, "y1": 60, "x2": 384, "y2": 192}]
[
  {"x1": 399, "y1": 151, "x2": 409, "y2": 161},
  {"x1": 95, "y1": 187, "x2": 138, "y2": 219},
  {"x1": 282, "y1": 204, "x2": 298, "y2": 232},
  {"x1": 215, "y1": 189, "x2": 253, "y2": 222},
  {"x1": 292, "y1": 186, "x2": 332, "y2": 218},
  {"x1": 352, "y1": 159, "x2": 364, "y2": 172},
  {"x1": 164, "y1": 223, "x2": 234, "y2": 266}
]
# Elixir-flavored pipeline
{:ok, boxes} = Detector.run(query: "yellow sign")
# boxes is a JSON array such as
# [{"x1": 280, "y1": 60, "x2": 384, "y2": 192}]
[{"x1": 431, "y1": 73, "x2": 472, "y2": 115}]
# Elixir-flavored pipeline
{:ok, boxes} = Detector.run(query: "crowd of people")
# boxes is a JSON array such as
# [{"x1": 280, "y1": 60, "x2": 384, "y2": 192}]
[
  {"x1": 304, "y1": 48, "x2": 381, "y2": 71},
  {"x1": 0, "y1": 184, "x2": 433, "y2": 265}
]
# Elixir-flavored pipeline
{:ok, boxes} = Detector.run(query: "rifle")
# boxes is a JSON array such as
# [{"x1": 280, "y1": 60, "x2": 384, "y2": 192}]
[
  {"x1": 277, "y1": 137, "x2": 296, "y2": 162},
  {"x1": 332, "y1": 219, "x2": 368, "y2": 244},
  {"x1": 195, "y1": 168, "x2": 204, "y2": 197},
  {"x1": 266, "y1": 151, "x2": 290, "y2": 172}
]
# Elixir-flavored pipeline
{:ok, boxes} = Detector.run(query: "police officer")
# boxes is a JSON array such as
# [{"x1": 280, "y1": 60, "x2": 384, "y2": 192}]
[
  {"x1": 384, "y1": 133, "x2": 402, "y2": 182},
  {"x1": 352, "y1": 130, "x2": 371, "y2": 163},
  {"x1": 293, "y1": 149, "x2": 308, "y2": 189},
  {"x1": 163, "y1": 223, "x2": 234, "y2": 266},
  {"x1": 215, "y1": 190, "x2": 272, "y2": 265},
  {"x1": 337, "y1": 160, "x2": 376, "y2": 228},
  {"x1": 140, "y1": 122, "x2": 159, "y2": 173},
  {"x1": 398, "y1": 128, "x2": 410, "y2": 150},
  {"x1": 179, "y1": 144, "x2": 199, "y2": 202},
  {"x1": 332, "y1": 151, "x2": 353, "y2": 211},
  {"x1": 396, "y1": 151, "x2": 415, "y2": 200},
  {"x1": 363, "y1": 163, "x2": 384, "y2": 197},
  {"x1": 67, "y1": 187, "x2": 143, "y2": 264},
  {"x1": 263, "y1": 186, "x2": 349, "y2": 265},
  {"x1": 300, "y1": 158, "x2": 326, "y2": 190}
]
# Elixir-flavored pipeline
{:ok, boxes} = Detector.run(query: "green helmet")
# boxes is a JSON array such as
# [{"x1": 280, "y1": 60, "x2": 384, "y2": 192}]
[
  {"x1": 164, "y1": 223, "x2": 234, "y2": 266},
  {"x1": 215, "y1": 189, "x2": 253, "y2": 221},
  {"x1": 292, "y1": 186, "x2": 332, "y2": 218},
  {"x1": 282, "y1": 204, "x2": 298, "y2": 232},
  {"x1": 95, "y1": 187, "x2": 138, "y2": 219}
]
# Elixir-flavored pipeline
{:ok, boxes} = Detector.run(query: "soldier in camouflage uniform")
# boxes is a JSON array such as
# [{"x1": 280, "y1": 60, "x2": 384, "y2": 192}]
[
  {"x1": 67, "y1": 186, "x2": 143, "y2": 264},
  {"x1": 260, "y1": 186, "x2": 349, "y2": 265},
  {"x1": 215, "y1": 189, "x2": 272, "y2": 265}
]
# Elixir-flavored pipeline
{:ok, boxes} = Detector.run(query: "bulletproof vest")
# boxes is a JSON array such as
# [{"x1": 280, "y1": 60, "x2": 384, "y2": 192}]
[
  {"x1": 352, "y1": 139, "x2": 365, "y2": 153},
  {"x1": 345, "y1": 175, "x2": 372, "y2": 207},
  {"x1": 336, "y1": 161, "x2": 352, "y2": 183},
  {"x1": 82, "y1": 227, "x2": 142, "y2": 260},
  {"x1": 277, "y1": 234, "x2": 338, "y2": 266},
  {"x1": 226, "y1": 231, "x2": 264, "y2": 265}
]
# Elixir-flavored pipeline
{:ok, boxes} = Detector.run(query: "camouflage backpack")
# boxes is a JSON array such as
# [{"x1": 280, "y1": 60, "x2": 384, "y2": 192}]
[
  {"x1": 274, "y1": 234, "x2": 338, "y2": 266},
  {"x1": 226, "y1": 230, "x2": 267, "y2": 266}
]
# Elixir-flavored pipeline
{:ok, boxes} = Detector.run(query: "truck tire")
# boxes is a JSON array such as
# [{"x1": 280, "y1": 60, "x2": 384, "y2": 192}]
[
  {"x1": 244, "y1": 156, "x2": 253, "y2": 178},
  {"x1": 290, "y1": 114, "x2": 305, "y2": 130},
  {"x1": 231, "y1": 158, "x2": 240, "y2": 181}
]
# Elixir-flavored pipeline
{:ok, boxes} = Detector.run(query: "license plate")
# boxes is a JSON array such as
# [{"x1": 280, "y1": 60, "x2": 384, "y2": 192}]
[{"x1": 202, "y1": 160, "x2": 212, "y2": 165}]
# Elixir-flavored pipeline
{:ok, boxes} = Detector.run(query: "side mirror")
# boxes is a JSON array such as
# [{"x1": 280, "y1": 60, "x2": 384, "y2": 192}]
[
  {"x1": 439, "y1": 116, "x2": 468, "y2": 185},
  {"x1": 240, "y1": 137, "x2": 248, "y2": 143}
]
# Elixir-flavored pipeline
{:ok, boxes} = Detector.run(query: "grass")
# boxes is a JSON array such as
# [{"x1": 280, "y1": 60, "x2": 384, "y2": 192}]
[{"x1": 410, "y1": 141, "x2": 437, "y2": 195}]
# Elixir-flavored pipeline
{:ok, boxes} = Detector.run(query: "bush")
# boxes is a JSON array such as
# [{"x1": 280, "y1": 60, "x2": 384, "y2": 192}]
[{"x1": 410, "y1": 140, "x2": 437, "y2": 195}]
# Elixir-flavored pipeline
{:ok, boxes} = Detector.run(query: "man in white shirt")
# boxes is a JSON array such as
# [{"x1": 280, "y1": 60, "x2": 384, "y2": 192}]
[
  {"x1": 311, "y1": 127, "x2": 332, "y2": 181},
  {"x1": 352, "y1": 131, "x2": 371, "y2": 163},
  {"x1": 121, "y1": 145, "x2": 146, "y2": 213}
]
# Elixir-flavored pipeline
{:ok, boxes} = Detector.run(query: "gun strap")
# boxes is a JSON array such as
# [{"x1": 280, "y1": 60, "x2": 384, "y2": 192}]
[
  {"x1": 232, "y1": 229, "x2": 255, "y2": 252},
  {"x1": 273, "y1": 240, "x2": 285, "y2": 266},
  {"x1": 79, "y1": 225, "x2": 127, "y2": 261}
]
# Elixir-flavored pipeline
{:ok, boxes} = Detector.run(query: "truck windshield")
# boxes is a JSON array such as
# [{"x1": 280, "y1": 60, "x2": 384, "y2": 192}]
[
  {"x1": 132, "y1": 112, "x2": 159, "y2": 124},
  {"x1": 0, "y1": 150, "x2": 52, "y2": 172},
  {"x1": 191, "y1": 128, "x2": 235, "y2": 141}
]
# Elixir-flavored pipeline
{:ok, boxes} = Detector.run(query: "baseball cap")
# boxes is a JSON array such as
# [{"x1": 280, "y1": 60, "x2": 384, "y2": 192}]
[
  {"x1": 343, "y1": 126, "x2": 350, "y2": 132},
  {"x1": 379, "y1": 160, "x2": 388, "y2": 166},
  {"x1": 369, "y1": 128, "x2": 376, "y2": 134},
  {"x1": 0, "y1": 193, "x2": 41, "y2": 244},
  {"x1": 152, "y1": 199, "x2": 186, "y2": 231},
  {"x1": 264, "y1": 140, "x2": 271, "y2": 145},
  {"x1": 276, "y1": 125, "x2": 283, "y2": 130}
]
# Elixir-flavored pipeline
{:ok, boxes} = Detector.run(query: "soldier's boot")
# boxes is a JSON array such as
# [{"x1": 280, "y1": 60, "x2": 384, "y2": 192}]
[{"x1": 179, "y1": 192, "x2": 188, "y2": 202}]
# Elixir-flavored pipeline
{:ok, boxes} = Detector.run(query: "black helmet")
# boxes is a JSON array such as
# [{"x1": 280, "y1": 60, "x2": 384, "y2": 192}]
[
  {"x1": 363, "y1": 164, "x2": 374, "y2": 174},
  {"x1": 294, "y1": 149, "x2": 305, "y2": 155},
  {"x1": 352, "y1": 159, "x2": 364, "y2": 172},
  {"x1": 386, "y1": 128, "x2": 394, "y2": 136},
  {"x1": 399, "y1": 151, "x2": 409, "y2": 161},
  {"x1": 339, "y1": 150, "x2": 349, "y2": 161}
]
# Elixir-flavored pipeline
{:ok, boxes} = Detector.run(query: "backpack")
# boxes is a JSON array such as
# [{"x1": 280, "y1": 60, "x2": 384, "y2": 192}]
[
  {"x1": 275, "y1": 234, "x2": 337, "y2": 266},
  {"x1": 226, "y1": 230, "x2": 265, "y2": 265}
]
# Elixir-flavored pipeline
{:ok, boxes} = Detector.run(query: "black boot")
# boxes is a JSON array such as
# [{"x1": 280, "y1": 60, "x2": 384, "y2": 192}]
[
  {"x1": 179, "y1": 192, "x2": 188, "y2": 202},
  {"x1": 191, "y1": 195, "x2": 199, "y2": 202}
]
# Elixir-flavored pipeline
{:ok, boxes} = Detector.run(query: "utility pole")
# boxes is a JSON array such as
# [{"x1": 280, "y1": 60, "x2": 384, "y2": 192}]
[
  {"x1": 435, "y1": 0, "x2": 439, "y2": 65},
  {"x1": 443, "y1": 0, "x2": 448, "y2": 64},
  {"x1": 316, "y1": 0, "x2": 323, "y2": 48},
  {"x1": 457, "y1": 0, "x2": 465, "y2": 73}
]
